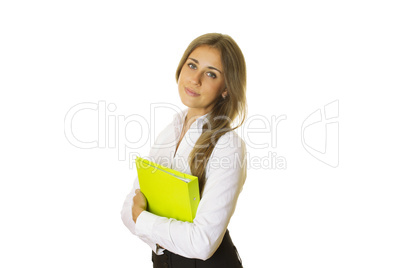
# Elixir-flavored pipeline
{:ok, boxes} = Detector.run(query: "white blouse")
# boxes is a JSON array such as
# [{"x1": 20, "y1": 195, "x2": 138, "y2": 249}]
[{"x1": 121, "y1": 108, "x2": 247, "y2": 261}]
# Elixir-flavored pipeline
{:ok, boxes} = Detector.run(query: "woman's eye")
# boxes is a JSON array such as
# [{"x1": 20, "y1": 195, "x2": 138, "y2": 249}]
[
  {"x1": 188, "y1": 63, "x2": 196, "y2": 69},
  {"x1": 207, "y1": 72, "x2": 217, "y2": 79}
]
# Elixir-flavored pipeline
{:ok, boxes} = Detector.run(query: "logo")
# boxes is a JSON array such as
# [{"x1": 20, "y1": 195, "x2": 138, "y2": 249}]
[{"x1": 301, "y1": 100, "x2": 339, "y2": 167}]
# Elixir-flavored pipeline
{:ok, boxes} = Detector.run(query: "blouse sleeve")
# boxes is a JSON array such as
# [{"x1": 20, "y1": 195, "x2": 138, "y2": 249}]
[
  {"x1": 120, "y1": 173, "x2": 159, "y2": 252},
  {"x1": 133, "y1": 133, "x2": 247, "y2": 261}
]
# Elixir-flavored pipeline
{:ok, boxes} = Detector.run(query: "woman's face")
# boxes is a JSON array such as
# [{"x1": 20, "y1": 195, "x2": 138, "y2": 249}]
[{"x1": 178, "y1": 45, "x2": 226, "y2": 116}]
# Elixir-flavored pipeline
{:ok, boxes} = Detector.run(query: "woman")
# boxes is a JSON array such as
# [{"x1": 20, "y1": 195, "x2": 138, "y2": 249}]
[{"x1": 121, "y1": 33, "x2": 247, "y2": 267}]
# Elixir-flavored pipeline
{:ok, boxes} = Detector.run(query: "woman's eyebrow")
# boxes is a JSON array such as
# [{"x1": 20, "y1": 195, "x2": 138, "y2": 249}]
[{"x1": 188, "y1": 58, "x2": 222, "y2": 74}]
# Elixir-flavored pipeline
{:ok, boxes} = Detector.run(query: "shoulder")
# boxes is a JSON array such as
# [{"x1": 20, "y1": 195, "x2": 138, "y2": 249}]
[
  {"x1": 216, "y1": 130, "x2": 246, "y2": 151},
  {"x1": 152, "y1": 120, "x2": 175, "y2": 145},
  {"x1": 152, "y1": 109, "x2": 184, "y2": 146},
  {"x1": 211, "y1": 129, "x2": 247, "y2": 158},
  {"x1": 205, "y1": 129, "x2": 247, "y2": 184}
]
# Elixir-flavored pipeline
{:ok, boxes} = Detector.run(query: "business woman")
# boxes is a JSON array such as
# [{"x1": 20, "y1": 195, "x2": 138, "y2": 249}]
[{"x1": 121, "y1": 33, "x2": 247, "y2": 267}]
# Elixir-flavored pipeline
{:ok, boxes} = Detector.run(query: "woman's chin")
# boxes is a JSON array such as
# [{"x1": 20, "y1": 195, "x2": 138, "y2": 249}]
[{"x1": 179, "y1": 96, "x2": 198, "y2": 108}]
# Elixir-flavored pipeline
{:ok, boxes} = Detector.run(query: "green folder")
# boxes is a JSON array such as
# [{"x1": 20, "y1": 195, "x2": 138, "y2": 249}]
[{"x1": 135, "y1": 157, "x2": 200, "y2": 222}]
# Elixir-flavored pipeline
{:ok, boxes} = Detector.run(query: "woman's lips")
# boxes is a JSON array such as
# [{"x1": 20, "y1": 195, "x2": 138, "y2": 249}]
[{"x1": 185, "y1": 87, "x2": 200, "y2": 97}]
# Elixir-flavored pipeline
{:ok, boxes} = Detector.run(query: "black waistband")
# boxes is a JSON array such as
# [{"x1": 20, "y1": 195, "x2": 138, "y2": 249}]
[{"x1": 151, "y1": 230, "x2": 242, "y2": 268}]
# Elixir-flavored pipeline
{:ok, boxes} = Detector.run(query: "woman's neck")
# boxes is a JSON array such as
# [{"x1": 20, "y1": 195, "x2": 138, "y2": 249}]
[{"x1": 186, "y1": 108, "x2": 210, "y2": 125}]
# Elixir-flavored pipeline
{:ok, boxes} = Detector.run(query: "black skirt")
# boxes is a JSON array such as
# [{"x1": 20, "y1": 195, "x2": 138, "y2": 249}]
[{"x1": 151, "y1": 230, "x2": 243, "y2": 268}]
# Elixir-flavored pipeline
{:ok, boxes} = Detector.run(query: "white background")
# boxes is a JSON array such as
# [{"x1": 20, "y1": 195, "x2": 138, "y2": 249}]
[{"x1": 1, "y1": 1, "x2": 401, "y2": 267}]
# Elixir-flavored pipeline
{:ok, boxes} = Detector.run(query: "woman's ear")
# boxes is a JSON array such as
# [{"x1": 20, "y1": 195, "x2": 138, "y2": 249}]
[{"x1": 222, "y1": 89, "x2": 228, "y2": 99}]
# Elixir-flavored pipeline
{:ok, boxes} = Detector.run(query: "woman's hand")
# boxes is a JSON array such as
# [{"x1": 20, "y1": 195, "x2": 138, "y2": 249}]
[{"x1": 132, "y1": 189, "x2": 147, "y2": 223}]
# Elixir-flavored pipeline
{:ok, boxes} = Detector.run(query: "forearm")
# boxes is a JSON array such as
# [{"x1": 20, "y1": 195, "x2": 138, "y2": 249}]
[
  {"x1": 121, "y1": 186, "x2": 138, "y2": 235},
  {"x1": 136, "y1": 210, "x2": 229, "y2": 260}
]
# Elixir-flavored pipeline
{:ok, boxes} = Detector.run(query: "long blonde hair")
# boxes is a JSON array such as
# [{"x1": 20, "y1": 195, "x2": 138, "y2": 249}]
[{"x1": 176, "y1": 33, "x2": 247, "y2": 194}]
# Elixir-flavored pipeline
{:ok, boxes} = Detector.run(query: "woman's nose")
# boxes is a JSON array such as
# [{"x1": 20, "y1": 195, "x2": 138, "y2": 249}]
[{"x1": 190, "y1": 71, "x2": 202, "y2": 86}]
